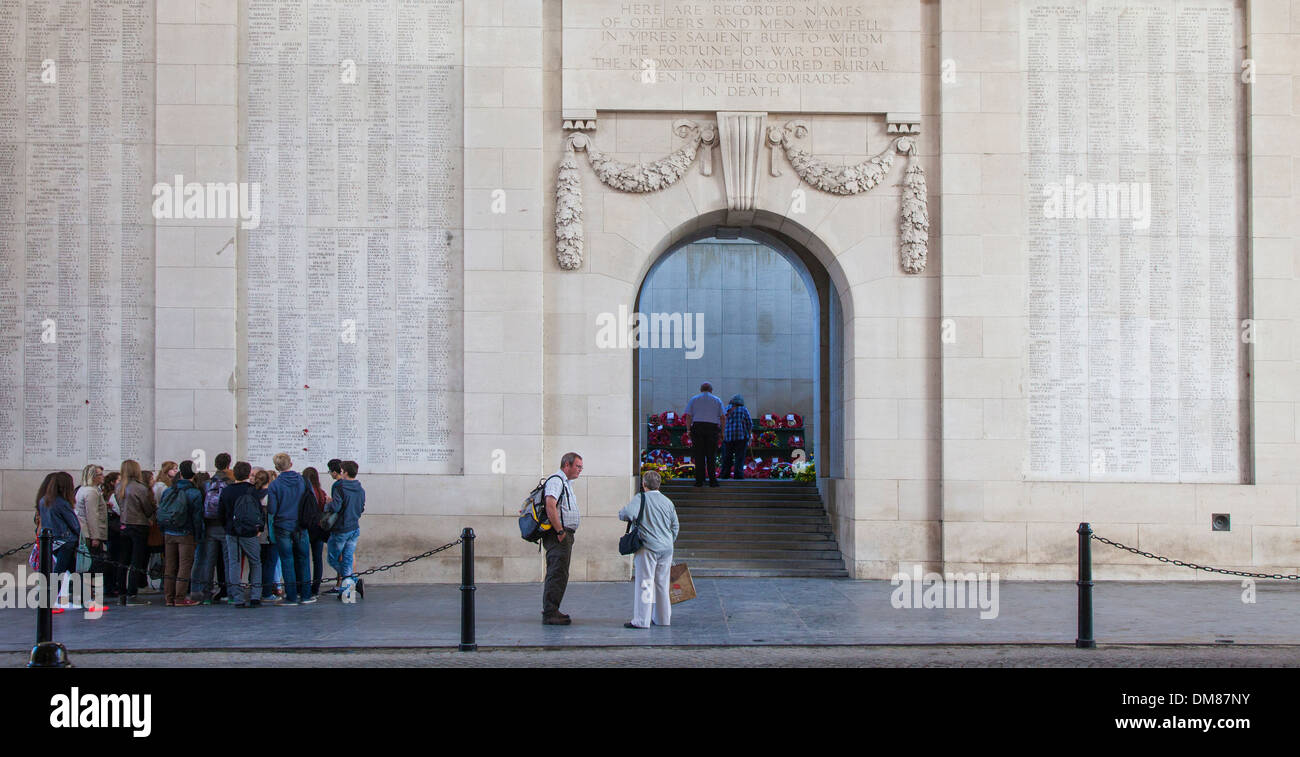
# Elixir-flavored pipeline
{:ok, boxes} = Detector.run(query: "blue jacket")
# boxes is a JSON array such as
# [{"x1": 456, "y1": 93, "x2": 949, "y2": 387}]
[
  {"x1": 38, "y1": 497, "x2": 81, "y2": 542},
  {"x1": 328, "y1": 479, "x2": 365, "y2": 534},
  {"x1": 267, "y1": 470, "x2": 306, "y2": 535}
]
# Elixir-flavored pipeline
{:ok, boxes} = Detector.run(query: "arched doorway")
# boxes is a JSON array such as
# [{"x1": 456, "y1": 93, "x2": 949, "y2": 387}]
[{"x1": 630, "y1": 224, "x2": 846, "y2": 577}]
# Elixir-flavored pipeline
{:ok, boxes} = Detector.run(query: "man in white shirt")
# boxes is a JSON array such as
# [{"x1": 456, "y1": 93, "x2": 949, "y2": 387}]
[
  {"x1": 683, "y1": 382, "x2": 725, "y2": 487},
  {"x1": 541, "y1": 452, "x2": 583, "y2": 625}
]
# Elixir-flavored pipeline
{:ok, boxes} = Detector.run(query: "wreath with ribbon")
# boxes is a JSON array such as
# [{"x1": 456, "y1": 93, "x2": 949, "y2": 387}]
[
  {"x1": 649, "y1": 428, "x2": 670, "y2": 447},
  {"x1": 643, "y1": 448, "x2": 675, "y2": 465}
]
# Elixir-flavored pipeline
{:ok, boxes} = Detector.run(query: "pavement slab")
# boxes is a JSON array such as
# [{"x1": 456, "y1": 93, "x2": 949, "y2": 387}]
[{"x1": 1, "y1": 578, "x2": 1297, "y2": 652}]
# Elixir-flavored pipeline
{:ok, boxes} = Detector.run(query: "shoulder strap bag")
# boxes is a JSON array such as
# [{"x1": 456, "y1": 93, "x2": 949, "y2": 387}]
[{"x1": 618, "y1": 492, "x2": 647, "y2": 556}]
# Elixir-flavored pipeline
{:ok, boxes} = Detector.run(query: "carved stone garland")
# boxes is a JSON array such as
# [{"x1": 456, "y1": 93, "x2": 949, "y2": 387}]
[
  {"x1": 767, "y1": 120, "x2": 929, "y2": 273},
  {"x1": 554, "y1": 117, "x2": 928, "y2": 274},
  {"x1": 554, "y1": 120, "x2": 717, "y2": 271}
]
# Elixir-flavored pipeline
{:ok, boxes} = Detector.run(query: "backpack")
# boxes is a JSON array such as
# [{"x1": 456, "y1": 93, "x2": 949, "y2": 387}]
[
  {"x1": 297, "y1": 485, "x2": 325, "y2": 539},
  {"x1": 230, "y1": 490, "x2": 263, "y2": 538},
  {"x1": 203, "y1": 477, "x2": 227, "y2": 519},
  {"x1": 518, "y1": 475, "x2": 564, "y2": 543},
  {"x1": 157, "y1": 486, "x2": 189, "y2": 532}
]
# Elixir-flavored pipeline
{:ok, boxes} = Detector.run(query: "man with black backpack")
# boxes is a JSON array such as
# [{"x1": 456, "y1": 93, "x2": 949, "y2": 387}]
[
  {"x1": 157, "y1": 460, "x2": 205, "y2": 607},
  {"x1": 218, "y1": 461, "x2": 263, "y2": 608},
  {"x1": 191, "y1": 452, "x2": 233, "y2": 603},
  {"x1": 540, "y1": 452, "x2": 583, "y2": 625}
]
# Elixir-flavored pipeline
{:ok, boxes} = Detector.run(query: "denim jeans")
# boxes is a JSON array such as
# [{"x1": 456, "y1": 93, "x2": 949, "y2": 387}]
[
  {"x1": 190, "y1": 525, "x2": 226, "y2": 600},
  {"x1": 720, "y1": 440, "x2": 748, "y2": 479},
  {"x1": 326, "y1": 529, "x2": 360, "y2": 590},
  {"x1": 274, "y1": 529, "x2": 312, "y2": 603},
  {"x1": 260, "y1": 541, "x2": 280, "y2": 599},
  {"x1": 224, "y1": 534, "x2": 262, "y2": 605}
]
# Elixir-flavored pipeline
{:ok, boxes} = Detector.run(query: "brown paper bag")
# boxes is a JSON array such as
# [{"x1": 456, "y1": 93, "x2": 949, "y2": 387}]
[{"x1": 669, "y1": 563, "x2": 696, "y2": 604}]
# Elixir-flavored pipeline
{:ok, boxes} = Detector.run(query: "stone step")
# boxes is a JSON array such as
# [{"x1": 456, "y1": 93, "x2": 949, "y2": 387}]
[
  {"x1": 676, "y1": 548, "x2": 843, "y2": 561},
  {"x1": 658, "y1": 479, "x2": 841, "y2": 577},
  {"x1": 676, "y1": 530, "x2": 834, "y2": 543},
  {"x1": 675, "y1": 506, "x2": 830, "y2": 518},
  {"x1": 683, "y1": 558, "x2": 850, "y2": 576},
  {"x1": 689, "y1": 567, "x2": 850, "y2": 578},
  {"x1": 670, "y1": 541, "x2": 842, "y2": 551},
  {"x1": 676, "y1": 519, "x2": 833, "y2": 533},
  {"x1": 667, "y1": 493, "x2": 824, "y2": 503}
]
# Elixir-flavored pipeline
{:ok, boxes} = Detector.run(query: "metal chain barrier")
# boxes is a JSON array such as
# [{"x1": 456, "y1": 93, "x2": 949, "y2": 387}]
[
  {"x1": 1091, "y1": 533, "x2": 1300, "y2": 580},
  {"x1": 0, "y1": 541, "x2": 36, "y2": 560},
  {"x1": 71, "y1": 537, "x2": 464, "y2": 594}
]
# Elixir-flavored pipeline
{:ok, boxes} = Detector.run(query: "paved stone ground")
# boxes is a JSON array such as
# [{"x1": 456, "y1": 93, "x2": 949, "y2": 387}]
[
  {"x1": 2, "y1": 578, "x2": 1297, "y2": 652},
  {"x1": 4, "y1": 644, "x2": 1297, "y2": 668}
]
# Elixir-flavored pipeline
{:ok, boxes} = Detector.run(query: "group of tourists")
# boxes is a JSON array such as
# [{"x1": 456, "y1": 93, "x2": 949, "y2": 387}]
[
  {"x1": 32, "y1": 452, "x2": 367, "y2": 609},
  {"x1": 32, "y1": 444, "x2": 685, "y2": 630}
]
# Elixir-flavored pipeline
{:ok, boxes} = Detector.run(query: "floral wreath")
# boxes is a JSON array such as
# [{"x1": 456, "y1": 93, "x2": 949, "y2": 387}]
[
  {"x1": 789, "y1": 435, "x2": 804, "y2": 449},
  {"x1": 643, "y1": 449, "x2": 675, "y2": 466},
  {"x1": 784, "y1": 413, "x2": 803, "y2": 428},
  {"x1": 649, "y1": 428, "x2": 670, "y2": 446},
  {"x1": 757, "y1": 431, "x2": 778, "y2": 448}
]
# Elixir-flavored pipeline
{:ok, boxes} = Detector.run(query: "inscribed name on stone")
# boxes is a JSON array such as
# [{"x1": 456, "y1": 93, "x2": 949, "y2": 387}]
[
  {"x1": 239, "y1": 0, "x2": 464, "y2": 474},
  {"x1": 1022, "y1": 0, "x2": 1248, "y2": 483},
  {"x1": 563, "y1": 0, "x2": 922, "y2": 113}
]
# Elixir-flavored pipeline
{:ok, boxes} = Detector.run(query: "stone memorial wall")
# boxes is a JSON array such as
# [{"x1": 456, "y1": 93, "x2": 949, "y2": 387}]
[
  {"x1": 1022, "y1": 0, "x2": 1248, "y2": 483},
  {"x1": 0, "y1": 0, "x2": 156, "y2": 470},
  {"x1": 238, "y1": 0, "x2": 464, "y2": 474}
]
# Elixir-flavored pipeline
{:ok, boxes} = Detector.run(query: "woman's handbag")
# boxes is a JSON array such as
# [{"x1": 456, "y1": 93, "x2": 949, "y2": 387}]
[{"x1": 618, "y1": 492, "x2": 647, "y2": 556}]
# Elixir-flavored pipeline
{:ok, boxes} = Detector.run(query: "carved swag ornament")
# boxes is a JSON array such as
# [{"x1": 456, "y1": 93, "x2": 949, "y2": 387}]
[{"x1": 554, "y1": 117, "x2": 928, "y2": 274}]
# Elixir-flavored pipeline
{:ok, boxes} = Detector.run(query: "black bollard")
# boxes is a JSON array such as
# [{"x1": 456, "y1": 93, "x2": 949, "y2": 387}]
[
  {"x1": 1076, "y1": 522, "x2": 1096, "y2": 649},
  {"x1": 29, "y1": 528, "x2": 72, "y2": 668},
  {"x1": 459, "y1": 528, "x2": 477, "y2": 652}
]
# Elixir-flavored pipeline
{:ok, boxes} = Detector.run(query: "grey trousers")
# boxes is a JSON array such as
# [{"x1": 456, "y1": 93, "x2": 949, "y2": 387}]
[{"x1": 224, "y1": 534, "x2": 262, "y2": 605}]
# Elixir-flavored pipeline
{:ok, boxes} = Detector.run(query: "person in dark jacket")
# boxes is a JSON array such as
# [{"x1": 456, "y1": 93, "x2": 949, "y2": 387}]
[
  {"x1": 326, "y1": 460, "x2": 366, "y2": 601},
  {"x1": 266, "y1": 452, "x2": 313, "y2": 605},
  {"x1": 301, "y1": 467, "x2": 329, "y2": 598},
  {"x1": 159, "y1": 461, "x2": 205, "y2": 607},
  {"x1": 251, "y1": 469, "x2": 281, "y2": 602},
  {"x1": 217, "y1": 462, "x2": 262, "y2": 608}
]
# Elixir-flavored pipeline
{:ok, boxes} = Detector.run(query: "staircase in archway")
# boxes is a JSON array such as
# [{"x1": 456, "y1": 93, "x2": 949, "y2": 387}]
[{"x1": 662, "y1": 480, "x2": 848, "y2": 578}]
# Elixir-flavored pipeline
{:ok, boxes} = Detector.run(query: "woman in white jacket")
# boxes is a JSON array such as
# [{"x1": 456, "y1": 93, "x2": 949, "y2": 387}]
[
  {"x1": 74, "y1": 464, "x2": 107, "y2": 574},
  {"x1": 618, "y1": 470, "x2": 680, "y2": 629}
]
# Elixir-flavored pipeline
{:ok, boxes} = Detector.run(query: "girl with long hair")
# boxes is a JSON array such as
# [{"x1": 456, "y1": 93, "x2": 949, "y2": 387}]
[
  {"x1": 37, "y1": 471, "x2": 81, "y2": 608},
  {"x1": 74, "y1": 465, "x2": 107, "y2": 575},
  {"x1": 301, "y1": 466, "x2": 329, "y2": 598},
  {"x1": 116, "y1": 460, "x2": 156, "y2": 605}
]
